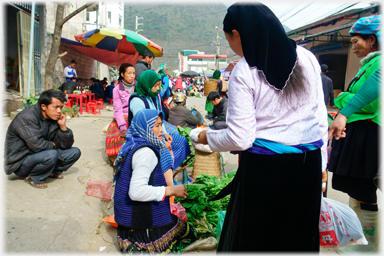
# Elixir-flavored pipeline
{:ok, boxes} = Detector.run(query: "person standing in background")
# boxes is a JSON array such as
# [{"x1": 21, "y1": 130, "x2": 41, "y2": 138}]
[
  {"x1": 321, "y1": 64, "x2": 335, "y2": 107},
  {"x1": 135, "y1": 50, "x2": 155, "y2": 79},
  {"x1": 64, "y1": 60, "x2": 77, "y2": 82}
]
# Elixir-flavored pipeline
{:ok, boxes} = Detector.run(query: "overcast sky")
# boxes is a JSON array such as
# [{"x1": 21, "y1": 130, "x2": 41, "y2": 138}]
[{"x1": 223, "y1": 1, "x2": 373, "y2": 30}]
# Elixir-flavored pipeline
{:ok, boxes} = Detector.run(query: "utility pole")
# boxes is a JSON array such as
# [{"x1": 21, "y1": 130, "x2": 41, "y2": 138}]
[
  {"x1": 135, "y1": 16, "x2": 143, "y2": 33},
  {"x1": 214, "y1": 26, "x2": 221, "y2": 70}
]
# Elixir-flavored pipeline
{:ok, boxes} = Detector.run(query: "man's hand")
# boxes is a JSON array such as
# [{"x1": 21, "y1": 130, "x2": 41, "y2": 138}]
[
  {"x1": 197, "y1": 130, "x2": 208, "y2": 145},
  {"x1": 119, "y1": 130, "x2": 127, "y2": 138},
  {"x1": 328, "y1": 113, "x2": 347, "y2": 141},
  {"x1": 164, "y1": 133, "x2": 173, "y2": 144},
  {"x1": 57, "y1": 114, "x2": 67, "y2": 131},
  {"x1": 192, "y1": 106, "x2": 198, "y2": 111}
]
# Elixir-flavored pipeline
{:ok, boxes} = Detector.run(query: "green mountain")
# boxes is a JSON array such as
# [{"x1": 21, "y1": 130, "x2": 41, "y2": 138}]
[{"x1": 124, "y1": 3, "x2": 237, "y2": 74}]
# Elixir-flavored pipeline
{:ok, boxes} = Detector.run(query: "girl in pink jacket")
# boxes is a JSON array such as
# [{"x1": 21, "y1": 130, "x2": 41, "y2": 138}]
[{"x1": 105, "y1": 63, "x2": 136, "y2": 164}]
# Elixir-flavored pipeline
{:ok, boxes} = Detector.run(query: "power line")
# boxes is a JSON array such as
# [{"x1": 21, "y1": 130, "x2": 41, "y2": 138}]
[
  {"x1": 283, "y1": 3, "x2": 328, "y2": 25},
  {"x1": 281, "y1": 3, "x2": 313, "y2": 23},
  {"x1": 329, "y1": 2, "x2": 359, "y2": 16},
  {"x1": 305, "y1": 3, "x2": 352, "y2": 25},
  {"x1": 278, "y1": 2, "x2": 301, "y2": 20}
]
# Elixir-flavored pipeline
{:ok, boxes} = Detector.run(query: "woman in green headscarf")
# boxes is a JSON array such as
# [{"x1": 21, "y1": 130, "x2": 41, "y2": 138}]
[{"x1": 128, "y1": 70, "x2": 191, "y2": 187}]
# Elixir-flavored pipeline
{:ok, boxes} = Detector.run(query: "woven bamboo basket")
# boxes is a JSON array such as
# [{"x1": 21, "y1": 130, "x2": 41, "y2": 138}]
[
  {"x1": 204, "y1": 79, "x2": 218, "y2": 96},
  {"x1": 191, "y1": 150, "x2": 222, "y2": 179},
  {"x1": 221, "y1": 80, "x2": 228, "y2": 92}
]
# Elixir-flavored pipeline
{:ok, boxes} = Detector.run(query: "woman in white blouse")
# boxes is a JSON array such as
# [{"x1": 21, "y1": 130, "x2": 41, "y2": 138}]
[{"x1": 198, "y1": 2, "x2": 328, "y2": 252}]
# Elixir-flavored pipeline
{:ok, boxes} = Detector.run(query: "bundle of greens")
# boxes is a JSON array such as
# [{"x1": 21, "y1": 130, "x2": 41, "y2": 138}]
[
  {"x1": 175, "y1": 170, "x2": 237, "y2": 238},
  {"x1": 177, "y1": 127, "x2": 195, "y2": 167}
]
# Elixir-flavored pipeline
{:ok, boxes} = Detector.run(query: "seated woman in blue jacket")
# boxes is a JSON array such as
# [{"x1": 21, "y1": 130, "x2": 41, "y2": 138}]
[{"x1": 114, "y1": 109, "x2": 196, "y2": 253}]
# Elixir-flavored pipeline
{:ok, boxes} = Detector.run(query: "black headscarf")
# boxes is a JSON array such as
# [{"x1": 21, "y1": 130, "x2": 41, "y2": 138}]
[{"x1": 223, "y1": 2, "x2": 297, "y2": 90}]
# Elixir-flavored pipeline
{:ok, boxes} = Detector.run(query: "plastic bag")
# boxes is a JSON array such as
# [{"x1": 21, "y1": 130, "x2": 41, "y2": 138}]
[
  {"x1": 182, "y1": 237, "x2": 218, "y2": 252},
  {"x1": 101, "y1": 214, "x2": 118, "y2": 228},
  {"x1": 216, "y1": 211, "x2": 226, "y2": 243},
  {"x1": 85, "y1": 180, "x2": 113, "y2": 201},
  {"x1": 319, "y1": 196, "x2": 368, "y2": 248},
  {"x1": 170, "y1": 202, "x2": 188, "y2": 222},
  {"x1": 190, "y1": 128, "x2": 213, "y2": 153}
]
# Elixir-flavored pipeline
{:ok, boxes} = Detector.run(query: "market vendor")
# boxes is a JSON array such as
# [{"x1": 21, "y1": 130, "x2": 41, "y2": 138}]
[
  {"x1": 168, "y1": 92, "x2": 203, "y2": 128},
  {"x1": 127, "y1": 70, "x2": 191, "y2": 187},
  {"x1": 114, "y1": 109, "x2": 196, "y2": 253}
]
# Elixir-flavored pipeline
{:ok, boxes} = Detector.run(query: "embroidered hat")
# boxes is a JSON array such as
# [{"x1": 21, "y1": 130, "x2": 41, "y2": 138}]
[{"x1": 350, "y1": 14, "x2": 381, "y2": 45}]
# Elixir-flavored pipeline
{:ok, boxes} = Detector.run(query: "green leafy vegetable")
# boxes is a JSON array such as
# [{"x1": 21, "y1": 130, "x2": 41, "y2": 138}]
[{"x1": 175, "y1": 169, "x2": 237, "y2": 238}]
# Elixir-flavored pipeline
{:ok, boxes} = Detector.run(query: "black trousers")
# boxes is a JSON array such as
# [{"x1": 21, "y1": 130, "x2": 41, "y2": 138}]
[
  {"x1": 15, "y1": 148, "x2": 81, "y2": 184},
  {"x1": 216, "y1": 149, "x2": 322, "y2": 252}
]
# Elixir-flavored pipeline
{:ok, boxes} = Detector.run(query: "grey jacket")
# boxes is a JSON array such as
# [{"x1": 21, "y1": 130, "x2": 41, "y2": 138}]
[
  {"x1": 4, "y1": 104, "x2": 74, "y2": 174},
  {"x1": 207, "y1": 97, "x2": 228, "y2": 123},
  {"x1": 321, "y1": 73, "x2": 334, "y2": 105},
  {"x1": 168, "y1": 104, "x2": 202, "y2": 127},
  {"x1": 135, "y1": 59, "x2": 150, "y2": 79}
]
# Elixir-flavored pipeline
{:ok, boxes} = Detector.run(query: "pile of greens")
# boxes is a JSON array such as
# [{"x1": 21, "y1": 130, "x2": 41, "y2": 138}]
[
  {"x1": 177, "y1": 127, "x2": 195, "y2": 167},
  {"x1": 175, "y1": 170, "x2": 237, "y2": 238}
]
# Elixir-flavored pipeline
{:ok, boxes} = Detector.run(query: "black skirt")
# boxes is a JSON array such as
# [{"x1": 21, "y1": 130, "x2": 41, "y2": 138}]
[
  {"x1": 328, "y1": 120, "x2": 379, "y2": 203},
  {"x1": 211, "y1": 149, "x2": 322, "y2": 252},
  {"x1": 117, "y1": 214, "x2": 196, "y2": 254},
  {"x1": 328, "y1": 120, "x2": 379, "y2": 179}
]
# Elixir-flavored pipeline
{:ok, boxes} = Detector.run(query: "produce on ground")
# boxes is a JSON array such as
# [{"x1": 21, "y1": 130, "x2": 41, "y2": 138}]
[{"x1": 175, "y1": 170, "x2": 237, "y2": 238}]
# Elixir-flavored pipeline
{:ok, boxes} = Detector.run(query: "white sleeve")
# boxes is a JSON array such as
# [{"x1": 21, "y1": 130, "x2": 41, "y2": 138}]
[
  {"x1": 129, "y1": 147, "x2": 166, "y2": 202},
  {"x1": 64, "y1": 66, "x2": 70, "y2": 77},
  {"x1": 206, "y1": 61, "x2": 257, "y2": 152},
  {"x1": 314, "y1": 65, "x2": 329, "y2": 172}
]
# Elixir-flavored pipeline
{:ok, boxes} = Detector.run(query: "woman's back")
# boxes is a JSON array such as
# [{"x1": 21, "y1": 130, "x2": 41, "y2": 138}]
[{"x1": 227, "y1": 45, "x2": 327, "y2": 147}]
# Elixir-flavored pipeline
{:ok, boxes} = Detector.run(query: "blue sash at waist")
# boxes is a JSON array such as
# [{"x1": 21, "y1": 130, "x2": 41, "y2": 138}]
[{"x1": 247, "y1": 138, "x2": 323, "y2": 155}]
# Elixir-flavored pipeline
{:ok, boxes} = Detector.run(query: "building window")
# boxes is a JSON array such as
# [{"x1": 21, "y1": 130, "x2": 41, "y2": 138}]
[
  {"x1": 86, "y1": 12, "x2": 90, "y2": 22},
  {"x1": 108, "y1": 11, "x2": 111, "y2": 24},
  {"x1": 119, "y1": 14, "x2": 122, "y2": 28}
]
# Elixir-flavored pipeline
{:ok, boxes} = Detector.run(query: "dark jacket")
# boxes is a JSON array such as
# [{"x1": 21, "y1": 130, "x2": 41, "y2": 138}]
[
  {"x1": 168, "y1": 104, "x2": 202, "y2": 127},
  {"x1": 207, "y1": 97, "x2": 228, "y2": 124},
  {"x1": 58, "y1": 80, "x2": 77, "y2": 94},
  {"x1": 135, "y1": 59, "x2": 150, "y2": 79},
  {"x1": 4, "y1": 104, "x2": 75, "y2": 175},
  {"x1": 321, "y1": 73, "x2": 334, "y2": 106}
]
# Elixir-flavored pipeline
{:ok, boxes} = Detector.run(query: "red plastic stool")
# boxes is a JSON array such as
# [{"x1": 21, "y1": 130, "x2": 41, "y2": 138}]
[
  {"x1": 87, "y1": 102, "x2": 100, "y2": 115},
  {"x1": 109, "y1": 98, "x2": 113, "y2": 105},
  {"x1": 96, "y1": 99, "x2": 104, "y2": 110}
]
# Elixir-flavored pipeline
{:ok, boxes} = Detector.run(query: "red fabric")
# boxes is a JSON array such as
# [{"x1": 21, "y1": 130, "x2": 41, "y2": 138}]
[
  {"x1": 62, "y1": 40, "x2": 141, "y2": 68},
  {"x1": 175, "y1": 77, "x2": 183, "y2": 91}
]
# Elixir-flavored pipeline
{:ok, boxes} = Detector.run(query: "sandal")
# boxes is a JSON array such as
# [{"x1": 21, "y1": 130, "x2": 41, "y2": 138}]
[
  {"x1": 24, "y1": 177, "x2": 47, "y2": 189},
  {"x1": 49, "y1": 173, "x2": 64, "y2": 179}
]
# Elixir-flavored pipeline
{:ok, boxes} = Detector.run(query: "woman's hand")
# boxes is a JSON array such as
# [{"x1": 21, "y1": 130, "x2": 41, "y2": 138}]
[
  {"x1": 328, "y1": 113, "x2": 347, "y2": 141},
  {"x1": 322, "y1": 171, "x2": 327, "y2": 193},
  {"x1": 165, "y1": 141, "x2": 172, "y2": 151},
  {"x1": 197, "y1": 130, "x2": 208, "y2": 145},
  {"x1": 119, "y1": 130, "x2": 127, "y2": 138},
  {"x1": 166, "y1": 185, "x2": 187, "y2": 199},
  {"x1": 164, "y1": 133, "x2": 173, "y2": 144}
]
